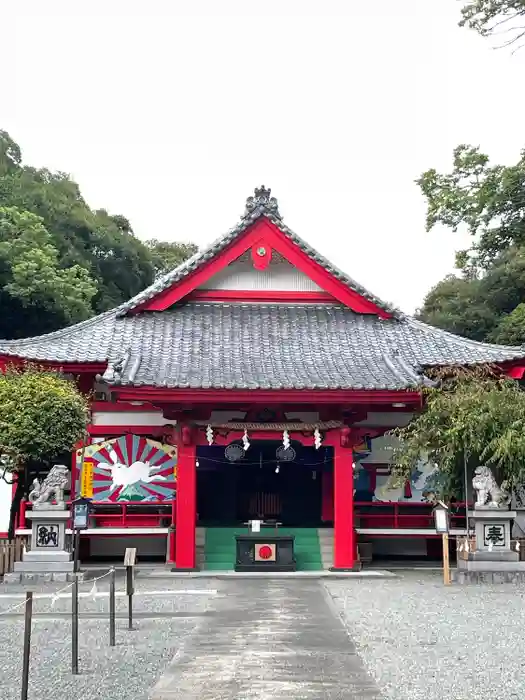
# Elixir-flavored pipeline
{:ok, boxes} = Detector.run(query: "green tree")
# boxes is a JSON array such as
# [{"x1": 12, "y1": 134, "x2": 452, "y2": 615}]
[
  {"x1": 0, "y1": 130, "x2": 198, "y2": 337},
  {"x1": 417, "y1": 147, "x2": 525, "y2": 344},
  {"x1": 418, "y1": 145, "x2": 525, "y2": 269},
  {"x1": 418, "y1": 275, "x2": 497, "y2": 341},
  {"x1": 0, "y1": 206, "x2": 97, "y2": 337},
  {"x1": 0, "y1": 163, "x2": 156, "y2": 313},
  {"x1": 390, "y1": 367, "x2": 525, "y2": 498},
  {"x1": 145, "y1": 239, "x2": 198, "y2": 278},
  {"x1": 489, "y1": 303, "x2": 525, "y2": 344},
  {"x1": 0, "y1": 130, "x2": 21, "y2": 175},
  {"x1": 460, "y1": 1, "x2": 525, "y2": 47},
  {"x1": 0, "y1": 366, "x2": 90, "y2": 539}
]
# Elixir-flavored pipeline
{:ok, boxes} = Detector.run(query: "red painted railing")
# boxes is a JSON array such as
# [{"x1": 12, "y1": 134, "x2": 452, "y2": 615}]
[
  {"x1": 355, "y1": 501, "x2": 469, "y2": 530},
  {"x1": 17, "y1": 500, "x2": 469, "y2": 532},
  {"x1": 19, "y1": 500, "x2": 176, "y2": 530}
]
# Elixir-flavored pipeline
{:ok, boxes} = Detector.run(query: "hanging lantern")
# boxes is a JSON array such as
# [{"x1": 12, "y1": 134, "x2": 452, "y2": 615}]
[
  {"x1": 283, "y1": 430, "x2": 290, "y2": 450},
  {"x1": 314, "y1": 428, "x2": 322, "y2": 450},
  {"x1": 242, "y1": 429, "x2": 250, "y2": 451},
  {"x1": 206, "y1": 425, "x2": 214, "y2": 446},
  {"x1": 225, "y1": 444, "x2": 244, "y2": 462},
  {"x1": 276, "y1": 445, "x2": 296, "y2": 462}
]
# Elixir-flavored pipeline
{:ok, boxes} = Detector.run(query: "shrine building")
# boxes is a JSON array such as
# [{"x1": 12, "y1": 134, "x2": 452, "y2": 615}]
[{"x1": 2, "y1": 187, "x2": 525, "y2": 570}]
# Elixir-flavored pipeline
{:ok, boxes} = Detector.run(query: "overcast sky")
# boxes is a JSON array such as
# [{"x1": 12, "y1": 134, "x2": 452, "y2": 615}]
[{"x1": 2, "y1": 0, "x2": 525, "y2": 313}]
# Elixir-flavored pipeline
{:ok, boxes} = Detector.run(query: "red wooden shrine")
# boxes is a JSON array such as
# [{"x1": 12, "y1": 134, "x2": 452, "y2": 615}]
[{"x1": 2, "y1": 187, "x2": 525, "y2": 568}]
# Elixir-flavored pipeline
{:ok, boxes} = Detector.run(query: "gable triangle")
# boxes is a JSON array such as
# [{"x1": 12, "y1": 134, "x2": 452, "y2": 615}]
[{"x1": 119, "y1": 187, "x2": 395, "y2": 318}]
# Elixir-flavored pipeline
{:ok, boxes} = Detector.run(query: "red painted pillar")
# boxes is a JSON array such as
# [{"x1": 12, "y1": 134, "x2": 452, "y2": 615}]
[
  {"x1": 331, "y1": 429, "x2": 357, "y2": 570},
  {"x1": 174, "y1": 426, "x2": 197, "y2": 570}
]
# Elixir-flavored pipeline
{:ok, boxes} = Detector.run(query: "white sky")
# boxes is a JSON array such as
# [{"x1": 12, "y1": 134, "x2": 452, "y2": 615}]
[{"x1": 2, "y1": 0, "x2": 524, "y2": 313}]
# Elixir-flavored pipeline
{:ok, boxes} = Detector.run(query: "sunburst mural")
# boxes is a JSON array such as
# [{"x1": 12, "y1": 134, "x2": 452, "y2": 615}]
[{"x1": 76, "y1": 435, "x2": 177, "y2": 502}]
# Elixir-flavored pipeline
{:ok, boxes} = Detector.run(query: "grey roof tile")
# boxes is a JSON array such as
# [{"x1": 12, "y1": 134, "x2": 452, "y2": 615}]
[
  {"x1": 2, "y1": 188, "x2": 525, "y2": 390},
  {"x1": 1, "y1": 304, "x2": 524, "y2": 390}
]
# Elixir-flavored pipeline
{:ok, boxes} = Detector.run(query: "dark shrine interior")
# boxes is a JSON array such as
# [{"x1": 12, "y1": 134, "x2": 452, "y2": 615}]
[{"x1": 196, "y1": 441, "x2": 332, "y2": 526}]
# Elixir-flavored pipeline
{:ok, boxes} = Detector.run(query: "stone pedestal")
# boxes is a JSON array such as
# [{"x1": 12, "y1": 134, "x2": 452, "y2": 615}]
[
  {"x1": 454, "y1": 508, "x2": 525, "y2": 584},
  {"x1": 9, "y1": 509, "x2": 76, "y2": 583}
]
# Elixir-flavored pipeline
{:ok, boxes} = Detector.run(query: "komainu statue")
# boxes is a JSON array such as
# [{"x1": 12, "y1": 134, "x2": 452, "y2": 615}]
[
  {"x1": 28, "y1": 464, "x2": 69, "y2": 509},
  {"x1": 472, "y1": 465, "x2": 511, "y2": 509}
]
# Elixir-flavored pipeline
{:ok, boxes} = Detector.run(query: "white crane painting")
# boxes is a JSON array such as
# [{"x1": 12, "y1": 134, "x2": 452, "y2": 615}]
[{"x1": 79, "y1": 435, "x2": 177, "y2": 502}]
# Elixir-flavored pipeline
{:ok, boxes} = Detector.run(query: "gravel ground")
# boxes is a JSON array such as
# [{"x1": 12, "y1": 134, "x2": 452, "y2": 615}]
[
  {"x1": 326, "y1": 571, "x2": 525, "y2": 700},
  {"x1": 0, "y1": 576, "x2": 217, "y2": 700},
  {"x1": 4, "y1": 571, "x2": 524, "y2": 700}
]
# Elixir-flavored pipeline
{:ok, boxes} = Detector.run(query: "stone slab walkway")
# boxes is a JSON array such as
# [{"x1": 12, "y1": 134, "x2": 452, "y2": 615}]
[
  {"x1": 151, "y1": 579, "x2": 381, "y2": 700},
  {"x1": 139, "y1": 569, "x2": 396, "y2": 579}
]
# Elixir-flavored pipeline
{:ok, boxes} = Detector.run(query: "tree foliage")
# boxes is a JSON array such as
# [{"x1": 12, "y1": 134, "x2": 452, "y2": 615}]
[
  {"x1": 419, "y1": 275, "x2": 496, "y2": 342},
  {"x1": 418, "y1": 145, "x2": 525, "y2": 269},
  {"x1": 0, "y1": 366, "x2": 89, "y2": 461},
  {"x1": 0, "y1": 130, "x2": 197, "y2": 339},
  {"x1": 417, "y1": 147, "x2": 525, "y2": 345},
  {"x1": 145, "y1": 239, "x2": 198, "y2": 278},
  {"x1": 0, "y1": 206, "x2": 97, "y2": 330},
  {"x1": 390, "y1": 367, "x2": 525, "y2": 497},
  {"x1": 460, "y1": 1, "x2": 525, "y2": 48},
  {"x1": 0, "y1": 366, "x2": 90, "y2": 538}
]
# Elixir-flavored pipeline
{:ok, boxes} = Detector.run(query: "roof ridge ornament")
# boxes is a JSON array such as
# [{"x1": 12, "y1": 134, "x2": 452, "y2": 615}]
[{"x1": 244, "y1": 185, "x2": 281, "y2": 220}]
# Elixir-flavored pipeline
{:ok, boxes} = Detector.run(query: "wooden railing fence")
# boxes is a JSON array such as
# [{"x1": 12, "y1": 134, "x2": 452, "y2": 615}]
[{"x1": 0, "y1": 537, "x2": 25, "y2": 577}]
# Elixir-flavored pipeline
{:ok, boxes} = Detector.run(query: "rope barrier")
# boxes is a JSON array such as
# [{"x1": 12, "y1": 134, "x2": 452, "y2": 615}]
[
  {"x1": 0, "y1": 566, "x2": 116, "y2": 615},
  {"x1": 0, "y1": 598, "x2": 31, "y2": 616}
]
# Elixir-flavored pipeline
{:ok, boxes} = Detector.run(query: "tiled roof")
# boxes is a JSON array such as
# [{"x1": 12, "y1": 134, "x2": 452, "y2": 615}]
[
  {"x1": 117, "y1": 186, "x2": 398, "y2": 317},
  {"x1": 1, "y1": 303, "x2": 524, "y2": 390}
]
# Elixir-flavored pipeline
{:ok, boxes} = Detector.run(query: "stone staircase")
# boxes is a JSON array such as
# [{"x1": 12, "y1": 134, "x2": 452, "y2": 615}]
[
  {"x1": 196, "y1": 526, "x2": 206, "y2": 569},
  {"x1": 317, "y1": 528, "x2": 374, "y2": 569},
  {"x1": 317, "y1": 527, "x2": 334, "y2": 570}
]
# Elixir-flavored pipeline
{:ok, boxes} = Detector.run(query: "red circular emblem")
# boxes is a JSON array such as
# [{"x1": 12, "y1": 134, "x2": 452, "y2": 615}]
[{"x1": 258, "y1": 545, "x2": 272, "y2": 560}]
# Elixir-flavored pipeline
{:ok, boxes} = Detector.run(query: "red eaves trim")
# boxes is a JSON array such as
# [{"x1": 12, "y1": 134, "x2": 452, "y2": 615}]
[
  {"x1": 109, "y1": 387, "x2": 422, "y2": 405},
  {"x1": 90, "y1": 401, "x2": 159, "y2": 412},
  {"x1": 0, "y1": 355, "x2": 107, "y2": 374},
  {"x1": 86, "y1": 425, "x2": 395, "y2": 444},
  {"x1": 505, "y1": 365, "x2": 525, "y2": 380},
  {"x1": 87, "y1": 425, "x2": 167, "y2": 436},
  {"x1": 136, "y1": 218, "x2": 391, "y2": 318},
  {"x1": 187, "y1": 290, "x2": 338, "y2": 303}
]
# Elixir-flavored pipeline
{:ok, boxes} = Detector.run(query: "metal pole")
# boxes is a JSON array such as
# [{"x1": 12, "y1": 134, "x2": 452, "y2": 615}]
[
  {"x1": 21, "y1": 592, "x2": 33, "y2": 700},
  {"x1": 73, "y1": 529, "x2": 80, "y2": 573},
  {"x1": 109, "y1": 568, "x2": 116, "y2": 646},
  {"x1": 72, "y1": 576, "x2": 79, "y2": 674},
  {"x1": 126, "y1": 566, "x2": 134, "y2": 631}
]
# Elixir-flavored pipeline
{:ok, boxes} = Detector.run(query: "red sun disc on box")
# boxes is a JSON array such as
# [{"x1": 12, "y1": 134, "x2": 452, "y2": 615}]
[
  {"x1": 255, "y1": 543, "x2": 276, "y2": 562},
  {"x1": 259, "y1": 545, "x2": 272, "y2": 560}
]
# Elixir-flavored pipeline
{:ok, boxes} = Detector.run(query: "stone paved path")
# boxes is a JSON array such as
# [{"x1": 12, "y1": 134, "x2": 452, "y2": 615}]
[{"x1": 151, "y1": 579, "x2": 381, "y2": 699}]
